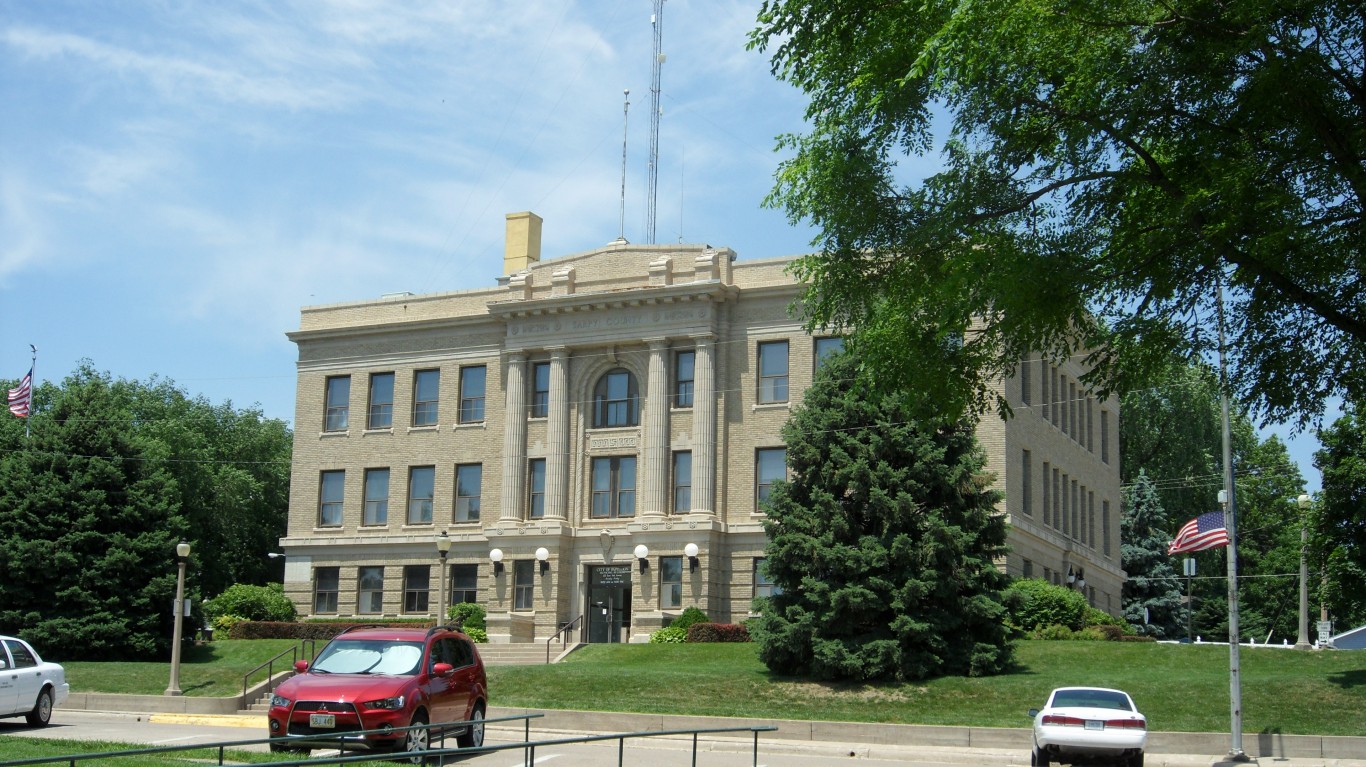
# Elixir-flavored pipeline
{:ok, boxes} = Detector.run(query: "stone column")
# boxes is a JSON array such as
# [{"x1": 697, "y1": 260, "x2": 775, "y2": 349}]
[
  {"x1": 500, "y1": 352, "x2": 527, "y2": 521},
  {"x1": 690, "y1": 336, "x2": 716, "y2": 515},
  {"x1": 642, "y1": 339, "x2": 670, "y2": 516},
  {"x1": 544, "y1": 347, "x2": 570, "y2": 520}
]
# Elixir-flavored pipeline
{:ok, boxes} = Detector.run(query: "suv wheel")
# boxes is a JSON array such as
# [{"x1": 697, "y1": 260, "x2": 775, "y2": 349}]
[
  {"x1": 457, "y1": 704, "x2": 485, "y2": 748},
  {"x1": 400, "y1": 711, "x2": 429, "y2": 764}
]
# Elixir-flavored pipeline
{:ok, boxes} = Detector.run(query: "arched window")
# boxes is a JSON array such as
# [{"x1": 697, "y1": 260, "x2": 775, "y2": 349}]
[{"x1": 592, "y1": 369, "x2": 639, "y2": 428}]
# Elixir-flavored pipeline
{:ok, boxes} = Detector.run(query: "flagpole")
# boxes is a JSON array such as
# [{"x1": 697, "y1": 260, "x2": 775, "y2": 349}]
[
  {"x1": 1216, "y1": 273, "x2": 1247, "y2": 762},
  {"x1": 26, "y1": 345, "x2": 35, "y2": 439}
]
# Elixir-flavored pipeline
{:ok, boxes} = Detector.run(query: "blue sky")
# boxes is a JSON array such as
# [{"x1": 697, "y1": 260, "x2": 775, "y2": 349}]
[{"x1": 0, "y1": 1, "x2": 1328, "y2": 492}]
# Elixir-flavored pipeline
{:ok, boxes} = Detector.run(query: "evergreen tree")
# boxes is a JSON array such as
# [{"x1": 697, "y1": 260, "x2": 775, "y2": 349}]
[
  {"x1": 1313, "y1": 401, "x2": 1366, "y2": 629},
  {"x1": 754, "y1": 352, "x2": 1013, "y2": 681},
  {"x1": 1120, "y1": 471, "x2": 1185, "y2": 639}
]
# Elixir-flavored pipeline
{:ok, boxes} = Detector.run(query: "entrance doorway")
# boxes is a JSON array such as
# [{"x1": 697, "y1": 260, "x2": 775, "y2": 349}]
[{"x1": 587, "y1": 565, "x2": 632, "y2": 643}]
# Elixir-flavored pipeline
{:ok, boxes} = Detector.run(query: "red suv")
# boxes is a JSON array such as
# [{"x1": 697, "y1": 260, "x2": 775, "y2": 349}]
[{"x1": 268, "y1": 625, "x2": 487, "y2": 760}]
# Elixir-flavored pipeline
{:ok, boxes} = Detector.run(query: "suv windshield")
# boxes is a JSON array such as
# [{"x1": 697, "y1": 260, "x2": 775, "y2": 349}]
[{"x1": 311, "y1": 639, "x2": 424, "y2": 675}]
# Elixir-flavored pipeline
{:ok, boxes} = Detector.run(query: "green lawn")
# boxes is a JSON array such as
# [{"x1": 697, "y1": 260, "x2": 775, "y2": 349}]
[
  {"x1": 60, "y1": 639, "x2": 1366, "y2": 736},
  {"x1": 489, "y1": 641, "x2": 1366, "y2": 736}
]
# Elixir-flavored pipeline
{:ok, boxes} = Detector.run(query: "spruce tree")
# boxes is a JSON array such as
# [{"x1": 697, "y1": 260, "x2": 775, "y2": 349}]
[
  {"x1": 754, "y1": 352, "x2": 1013, "y2": 681},
  {"x1": 1120, "y1": 471, "x2": 1186, "y2": 639}
]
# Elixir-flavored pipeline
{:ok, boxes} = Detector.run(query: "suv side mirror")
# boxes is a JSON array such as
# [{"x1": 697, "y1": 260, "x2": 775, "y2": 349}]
[
  {"x1": 432, "y1": 662, "x2": 454, "y2": 678},
  {"x1": 294, "y1": 660, "x2": 309, "y2": 673}
]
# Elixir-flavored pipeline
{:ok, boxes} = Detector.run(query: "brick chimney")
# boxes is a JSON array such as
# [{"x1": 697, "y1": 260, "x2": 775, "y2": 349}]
[{"x1": 503, "y1": 211, "x2": 543, "y2": 275}]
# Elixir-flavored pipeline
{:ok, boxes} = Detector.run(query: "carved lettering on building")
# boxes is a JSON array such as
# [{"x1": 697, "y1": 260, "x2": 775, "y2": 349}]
[{"x1": 589, "y1": 435, "x2": 639, "y2": 450}]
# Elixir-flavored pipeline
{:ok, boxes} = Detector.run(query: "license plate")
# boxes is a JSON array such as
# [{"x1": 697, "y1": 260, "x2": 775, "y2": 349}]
[
  {"x1": 1085, "y1": 720, "x2": 1104, "y2": 731},
  {"x1": 310, "y1": 713, "x2": 336, "y2": 729}
]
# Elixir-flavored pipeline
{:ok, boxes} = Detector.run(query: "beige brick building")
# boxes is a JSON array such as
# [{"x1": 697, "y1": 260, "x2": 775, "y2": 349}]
[{"x1": 279, "y1": 212, "x2": 1124, "y2": 642}]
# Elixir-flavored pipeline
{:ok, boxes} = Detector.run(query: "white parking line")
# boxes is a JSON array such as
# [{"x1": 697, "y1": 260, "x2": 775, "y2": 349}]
[{"x1": 503, "y1": 754, "x2": 561, "y2": 766}]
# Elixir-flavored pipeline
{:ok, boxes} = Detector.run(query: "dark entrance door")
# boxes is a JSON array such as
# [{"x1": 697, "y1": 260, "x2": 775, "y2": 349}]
[{"x1": 587, "y1": 565, "x2": 632, "y2": 643}]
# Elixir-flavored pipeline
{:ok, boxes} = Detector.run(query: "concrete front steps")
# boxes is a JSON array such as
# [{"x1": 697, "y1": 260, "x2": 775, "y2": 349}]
[{"x1": 237, "y1": 642, "x2": 584, "y2": 714}]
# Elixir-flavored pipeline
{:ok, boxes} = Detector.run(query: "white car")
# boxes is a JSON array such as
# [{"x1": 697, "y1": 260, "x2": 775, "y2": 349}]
[
  {"x1": 1028, "y1": 686, "x2": 1147, "y2": 767},
  {"x1": 0, "y1": 635, "x2": 69, "y2": 727}
]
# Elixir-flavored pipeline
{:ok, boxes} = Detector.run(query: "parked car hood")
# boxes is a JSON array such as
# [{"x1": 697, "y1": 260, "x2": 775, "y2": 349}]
[{"x1": 279, "y1": 673, "x2": 416, "y2": 702}]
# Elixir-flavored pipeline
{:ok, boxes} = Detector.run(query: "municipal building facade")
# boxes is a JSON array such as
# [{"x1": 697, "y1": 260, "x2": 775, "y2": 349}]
[{"x1": 279, "y1": 212, "x2": 1124, "y2": 642}]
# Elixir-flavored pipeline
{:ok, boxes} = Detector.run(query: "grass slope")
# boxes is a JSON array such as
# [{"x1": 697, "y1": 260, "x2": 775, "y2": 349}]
[{"x1": 488, "y1": 642, "x2": 1366, "y2": 736}]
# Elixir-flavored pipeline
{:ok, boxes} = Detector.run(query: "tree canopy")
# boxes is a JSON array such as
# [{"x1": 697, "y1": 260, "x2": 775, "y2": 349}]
[
  {"x1": 1313, "y1": 400, "x2": 1366, "y2": 629},
  {"x1": 753, "y1": 353, "x2": 1013, "y2": 681},
  {"x1": 0, "y1": 364, "x2": 291, "y2": 659},
  {"x1": 749, "y1": 0, "x2": 1363, "y2": 426}
]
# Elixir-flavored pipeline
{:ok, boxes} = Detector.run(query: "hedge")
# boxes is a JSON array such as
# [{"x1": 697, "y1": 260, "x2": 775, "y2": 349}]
[
  {"x1": 685, "y1": 623, "x2": 751, "y2": 643},
  {"x1": 230, "y1": 620, "x2": 444, "y2": 640}
]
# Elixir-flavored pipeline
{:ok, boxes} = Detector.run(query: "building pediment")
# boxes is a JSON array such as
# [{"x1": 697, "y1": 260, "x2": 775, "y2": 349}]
[{"x1": 490, "y1": 281, "x2": 736, "y2": 349}]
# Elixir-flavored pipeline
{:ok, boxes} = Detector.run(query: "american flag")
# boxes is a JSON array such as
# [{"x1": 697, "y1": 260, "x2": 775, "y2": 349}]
[
  {"x1": 1168, "y1": 511, "x2": 1229, "y2": 554},
  {"x1": 8, "y1": 366, "x2": 32, "y2": 418}
]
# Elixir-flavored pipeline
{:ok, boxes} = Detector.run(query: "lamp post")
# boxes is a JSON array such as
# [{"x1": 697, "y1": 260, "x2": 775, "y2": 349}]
[
  {"x1": 436, "y1": 531, "x2": 451, "y2": 622},
  {"x1": 165, "y1": 540, "x2": 191, "y2": 696},
  {"x1": 1296, "y1": 494, "x2": 1312, "y2": 650}
]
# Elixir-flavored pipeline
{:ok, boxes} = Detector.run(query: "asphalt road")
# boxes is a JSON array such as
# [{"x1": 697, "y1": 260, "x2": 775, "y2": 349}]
[{"x1": 0, "y1": 710, "x2": 1022, "y2": 766}]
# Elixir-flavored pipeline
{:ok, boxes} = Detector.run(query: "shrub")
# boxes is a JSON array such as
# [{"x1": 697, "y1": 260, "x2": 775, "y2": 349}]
[
  {"x1": 1090, "y1": 624, "x2": 1126, "y2": 641},
  {"x1": 464, "y1": 627, "x2": 488, "y2": 643},
  {"x1": 670, "y1": 606, "x2": 710, "y2": 632},
  {"x1": 1075, "y1": 627, "x2": 1110, "y2": 641},
  {"x1": 1084, "y1": 607, "x2": 1125, "y2": 628},
  {"x1": 650, "y1": 626, "x2": 688, "y2": 644},
  {"x1": 448, "y1": 603, "x2": 487, "y2": 631},
  {"x1": 230, "y1": 621, "x2": 426, "y2": 640},
  {"x1": 686, "y1": 623, "x2": 751, "y2": 643},
  {"x1": 1004, "y1": 578, "x2": 1088, "y2": 632},
  {"x1": 213, "y1": 614, "x2": 245, "y2": 635},
  {"x1": 1030, "y1": 624, "x2": 1076, "y2": 641},
  {"x1": 205, "y1": 583, "x2": 297, "y2": 623}
]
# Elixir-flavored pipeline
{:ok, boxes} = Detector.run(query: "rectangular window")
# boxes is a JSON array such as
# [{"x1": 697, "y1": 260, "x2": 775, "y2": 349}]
[
  {"x1": 674, "y1": 350, "x2": 695, "y2": 408},
  {"x1": 1071, "y1": 479, "x2": 1080, "y2": 540},
  {"x1": 313, "y1": 567, "x2": 340, "y2": 614},
  {"x1": 1059, "y1": 375, "x2": 1069, "y2": 434},
  {"x1": 753, "y1": 558, "x2": 782, "y2": 601},
  {"x1": 1103, "y1": 501, "x2": 1112, "y2": 556},
  {"x1": 757, "y1": 340, "x2": 789, "y2": 404},
  {"x1": 357, "y1": 566, "x2": 384, "y2": 614},
  {"x1": 513, "y1": 560, "x2": 534, "y2": 610},
  {"x1": 1101, "y1": 410, "x2": 1111, "y2": 464},
  {"x1": 1022, "y1": 559, "x2": 1034, "y2": 578},
  {"x1": 1052, "y1": 467, "x2": 1061, "y2": 530},
  {"x1": 672, "y1": 451, "x2": 692, "y2": 514},
  {"x1": 367, "y1": 372, "x2": 395, "y2": 429},
  {"x1": 413, "y1": 369, "x2": 440, "y2": 427},
  {"x1": 319, "y1": 470, "x2": 345, "y2": 527},
  {"x1": 1061, "y1": 473, "x2": 1071, "y2": 536},
  {"x1": 407, "y1": 466, "x2": 435, "y2": 524},
  {"x1": 1088, "y1": 491, "x2": 1096, "y2": 549},
  {"x1": 660, "y1": 556, "x2": 683, "y2": 609},
  {"x1": 459, "y1": 365, "x2": 487, "y2": 423},
  {"x1": 1086, "y1": 397, "x2": 1095, "y2": 452},
  {"x1": 1044, "y1": 566, "x2": 1052, "y2": 583},
  {"x1": 363, "y1": 468, "x2": 390, "y2": 526},
  {"x1": 1040, "y1": 361, "x2": 1049, "y2": 421},
  {"x1": 756, "y1": 447, "x2": 787, "y2": 507},
  {"x1": 1021, "y1": 450, "x2": 1032, "y2": 517},
  {"x1": 1070, "y1": 383, "x2": 1079, "y2": 441},
  {"x1": 454, "y1": 464, "x2": 482, "y2": 523},
  {"x1": 324, "y1": 376, "x2": 351, "y2": 431},
  {"x1": 814, "y1": 336, "x2": 845, "y2": 369},
  {"x1": 528, "y1": 459, "x2": 546, "y2": 519},
  {"x1": 402, "y1": 565, "x2": 430, "y2": 614},
  {"x1": 530, "y1": 362, "x2": 550, "y2": 418},
  {"x1": 1041, "y1": 461, "x2": 1050, "y2": 527},
  {"x1": 450, "y1": 563, "x2": 478, "y2": 605},
  {"x1": 590, "y1": 456, "x2": 637, "y2": 519},
  {"x1": 1020, "y1": 359, "x2": 1032, "y2": 406},
  {"x1": 1051, "y1": 368, "x2": 1061, "y2": 427}
]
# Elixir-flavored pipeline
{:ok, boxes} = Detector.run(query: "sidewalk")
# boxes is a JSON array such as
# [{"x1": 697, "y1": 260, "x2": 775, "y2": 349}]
[{"x1": 66, "y1": 697, "x2": 1366, "y2": 767}]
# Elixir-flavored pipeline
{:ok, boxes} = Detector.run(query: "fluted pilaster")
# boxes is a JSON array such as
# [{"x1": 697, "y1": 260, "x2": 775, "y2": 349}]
[
  {"x1": 544, "y1": 347, "x2": 570, "y2": 520},
  {"x1": 500, "y1": 352, "x2": 528, "y2": 521},
  {"x1": 690, "y1": 336, "x2": 716, "y2": 515},
  {"x1": 642, "y1": 339, "x2": 670, "y2": 516}
]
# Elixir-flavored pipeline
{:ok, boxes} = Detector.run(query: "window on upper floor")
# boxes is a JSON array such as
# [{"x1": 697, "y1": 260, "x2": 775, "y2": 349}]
[
  {"x1": 757, "y1": 341, "x2": 789, "y2": 404},
  {"x1": 530, "y1": 362, "x2": 550, "y2": 418},
  {"x1": 324, "y1": 376, "x2": 350, "y2": 432},
  {"x1": 528, "y1": 459, "x2": 546, "y2": 519},
  {"x1": 674, "y1": 351, "x2": 695, "y2": 408},
  {"x1": 412, "y1": 369, "x2": 440, "y2": 427},
  {"x1": 407, "y1": 466, "x2": 434, "y2": 525},
  {"x1": 592, "y1": 369, "x2": 639, "y2": 428},
  {"x1": 591, "y1": 456, "x2": 637, "y2": 519},
  {"x1": 814, "y1": 336, "x2": 844, "y2": 370},
  {"x1": 363, "y1": 468, "x2": 389, "y2": 526},
  {"x1": 459, "y1": 365, "x2": 487, "y2": 423},
  {"x1": 671, "y1": 451, "x2": 692, "y2": 514},
  {"x1": 319, "y1": 470, "x2": 345, "y2": 527},
  {"x1": 755, "y1": 447, "x2": 787, "y2": 508},
  {"x1": 368, "y1": 372, "x2": 394, "y2": 429},
  {"x1": 455, "y1": 463, "x2": 482, "y2": 523}
]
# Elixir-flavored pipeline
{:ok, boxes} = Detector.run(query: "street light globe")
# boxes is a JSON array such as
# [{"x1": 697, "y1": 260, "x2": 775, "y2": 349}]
[
  {"x1": 633, "y1": 544, "x2": 649, "y2": 559},
  {"x1": 1298, "y1": 494, "x2": 1312, "y2": 509},
  {"x1": 489, "y1": 548, "x2": 504, "y2": 563},
  {"x1": 535, "y1": 547, "x2": 550, "y2": 562},
  {"x1": 684, "y1": 543, "x2": 699, "y2": 558},
  {"x1": 175, "y1": 541, "x2": 191, "y2": 558}
]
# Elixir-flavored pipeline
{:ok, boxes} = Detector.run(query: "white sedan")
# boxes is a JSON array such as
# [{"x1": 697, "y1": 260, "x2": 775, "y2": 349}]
[
  {"x1": 0, "y1": 635, "x2": 69, "y2": 727},
  {"x1": 1028, "y1": 686, "x2": 1147, "y2": 767}
]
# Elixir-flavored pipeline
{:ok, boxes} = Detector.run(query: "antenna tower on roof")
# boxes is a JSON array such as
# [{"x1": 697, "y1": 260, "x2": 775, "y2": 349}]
[{"x1": 647, "y1": 0, "x2": 665, "y2": 244}]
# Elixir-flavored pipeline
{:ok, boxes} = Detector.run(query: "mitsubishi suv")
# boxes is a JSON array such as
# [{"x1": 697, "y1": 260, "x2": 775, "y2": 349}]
[{"x1": 267, "y1": 625, "x2": 487, "y2": 760}]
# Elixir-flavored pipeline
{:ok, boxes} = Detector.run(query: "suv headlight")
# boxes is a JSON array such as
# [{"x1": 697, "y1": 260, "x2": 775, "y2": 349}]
[
  {"x1": 362, "y1": 695, "x2": 406, "y2": 710},
  {"x1": 270, "y1": 694, "x2": 290, "y2": 708}
]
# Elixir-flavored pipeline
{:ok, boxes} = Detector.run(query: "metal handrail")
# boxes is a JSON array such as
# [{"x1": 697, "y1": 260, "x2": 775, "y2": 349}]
[
  {"x1": 546, "y1": 614, "x2": 584, "y2": 663},
  {"x1": 240, "y1": 638, "x2": 316, "y2": 703}
]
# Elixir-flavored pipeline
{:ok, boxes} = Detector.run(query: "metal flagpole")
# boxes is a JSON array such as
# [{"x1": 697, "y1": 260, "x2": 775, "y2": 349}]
[
  {"x1": 25, "y1": 344, "x2": 35, "y2": 439},
  {"x1": 1216, "y1": 273, "x2": 1248, "y2": 762}
]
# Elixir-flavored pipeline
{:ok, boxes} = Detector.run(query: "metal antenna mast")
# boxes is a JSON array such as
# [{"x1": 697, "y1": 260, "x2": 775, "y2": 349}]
[
  {"x1": 647, "y1": 0, "x2": 665, "y2": 244},
  {"x1": 616, "y1": 89, "x2": 631, "y2": 244}
]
